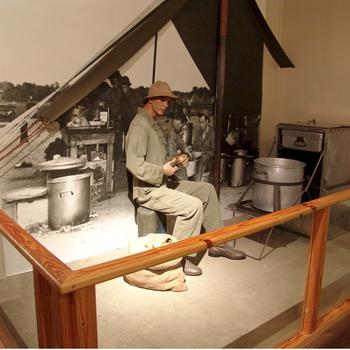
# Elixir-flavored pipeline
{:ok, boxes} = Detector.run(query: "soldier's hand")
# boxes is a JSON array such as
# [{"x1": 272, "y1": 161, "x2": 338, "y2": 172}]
[
  {"x1": 175, "y1": 150, "x2": 189, "y2": 167},
  {"x1": 179, "y1": 153, "x2": 189, "y2": 167},
  {"x1": 163, "y1": 160, "x2": 178, "y2": 176}
]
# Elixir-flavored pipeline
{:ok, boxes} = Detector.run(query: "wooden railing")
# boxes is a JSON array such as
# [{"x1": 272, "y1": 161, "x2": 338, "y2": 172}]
[{"x1": 1, "y1": 188, "x2": 350, "y2": 348}]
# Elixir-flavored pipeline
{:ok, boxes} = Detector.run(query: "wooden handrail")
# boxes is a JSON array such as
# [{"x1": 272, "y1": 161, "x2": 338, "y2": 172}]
[{"x1": 1, "y1": 187, "x2": 350, "y2": 293}]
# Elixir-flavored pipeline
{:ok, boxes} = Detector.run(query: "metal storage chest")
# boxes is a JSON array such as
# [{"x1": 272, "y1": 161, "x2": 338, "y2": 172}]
[
  {"x1": 277, "y1": 121, "x2": 350, "y2": 198},
  {"x1": 276, "y1": 121, "x2": 350, "y2": 233}
]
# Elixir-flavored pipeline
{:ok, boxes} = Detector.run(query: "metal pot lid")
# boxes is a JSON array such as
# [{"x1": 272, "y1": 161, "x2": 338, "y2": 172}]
[
  {"x1": 254, "y1": 157, "x2": 306, "y2": 168},
  {"x1": 2, "y1": 187, "x2": 48, "y2": 202},
  {"x1": 47, "y1": 172, "x2": 91, "y2": 184},
  {"x1": 37, "y1": 156, "x2": 86, "y2": 171}
]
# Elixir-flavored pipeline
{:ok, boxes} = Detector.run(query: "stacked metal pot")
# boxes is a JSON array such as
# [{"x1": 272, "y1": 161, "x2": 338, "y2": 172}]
[{"x1": 37, "y1": 156, "x2": 91, "y2": 230}]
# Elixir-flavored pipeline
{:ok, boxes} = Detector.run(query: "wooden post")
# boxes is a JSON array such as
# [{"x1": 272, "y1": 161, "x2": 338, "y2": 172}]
[
  {"x1": 301, "y1": 208, "x2": 330, "y2": 333},
  {"x1": 213, "y1": 0, "x2": 229, "y2": 196},
  {"x1": 33, "y1": 269, "x2": 98, "y2": 348}
]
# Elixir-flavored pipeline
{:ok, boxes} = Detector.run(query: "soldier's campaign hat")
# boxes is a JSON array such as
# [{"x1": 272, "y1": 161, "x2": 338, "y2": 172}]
[{"x1": 144, "y1": 81, "x2": 179, "y2": 101}]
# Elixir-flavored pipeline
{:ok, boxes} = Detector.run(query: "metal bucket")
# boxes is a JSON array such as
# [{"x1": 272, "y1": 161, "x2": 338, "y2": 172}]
[
  {"x1": 186, "y1": 160, "x2": 198, "y2": 178},
  {"x1": 252, "y1": 157, "x2": 305, "y2": 212},
  {"x1": 229, "y1": 150, "x2": 248, "y2": 187},
  {"x1": 47, "y1": 173, "x2": 91, "y2": 229}
]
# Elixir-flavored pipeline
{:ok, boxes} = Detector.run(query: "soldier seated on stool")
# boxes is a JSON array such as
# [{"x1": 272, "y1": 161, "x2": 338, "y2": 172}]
[{"x1": 125, "y1": 81, "x2": 246, "y2": 277}]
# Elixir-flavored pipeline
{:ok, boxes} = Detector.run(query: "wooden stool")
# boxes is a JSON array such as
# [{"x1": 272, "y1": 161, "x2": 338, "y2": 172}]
[{"x1": 136, "y1": 206, "x2": 175, "y2": 237}]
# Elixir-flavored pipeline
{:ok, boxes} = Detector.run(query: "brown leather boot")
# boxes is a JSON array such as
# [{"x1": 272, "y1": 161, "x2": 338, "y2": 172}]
[
  {"x1": 208, "y1": 244, "x2": 246, "y2": 260},
  {"x1": 182, "y1": 259, "x2": 203, "y2": 276}
]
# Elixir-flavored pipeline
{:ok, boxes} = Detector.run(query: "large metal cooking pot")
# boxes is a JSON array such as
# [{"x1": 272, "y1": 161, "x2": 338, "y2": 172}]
[
  {"x1": 47, "y1": 173, "x2": 91, "y2": 229},
  {"x1": 252, "y1": 157, "x2": 305, "y2": 212}
]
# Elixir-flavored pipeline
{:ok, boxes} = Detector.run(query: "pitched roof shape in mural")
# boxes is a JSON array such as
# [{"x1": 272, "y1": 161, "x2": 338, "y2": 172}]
[{"x1": 0, "y1": 0, "x2": 293, "y2": 175}]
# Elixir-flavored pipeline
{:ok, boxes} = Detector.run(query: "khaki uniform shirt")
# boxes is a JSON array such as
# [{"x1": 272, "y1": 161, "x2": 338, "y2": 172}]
[{"x1": 125, "y1": 108, "x2": 167, "y2": 199}]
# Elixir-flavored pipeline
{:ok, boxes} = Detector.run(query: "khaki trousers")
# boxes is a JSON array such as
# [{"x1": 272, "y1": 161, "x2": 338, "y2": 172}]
[{"x1": 135, "y1": 181, "x2": 223, "y2": 241}]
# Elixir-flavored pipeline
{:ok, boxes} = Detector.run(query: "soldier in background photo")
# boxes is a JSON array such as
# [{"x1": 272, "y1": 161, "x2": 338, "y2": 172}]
[
  {"x1": 118, "y1": 76, "x2": 143, "y2": 198},
  {"x1": 119, "y1": 76, "x2": 143, "y2": 138},
  {"x1": 79, "y1": 71, "x2": 122, "y2": 125},
  {"x1": 192, "y1": 113, "x2": 215, "y2": 182}
]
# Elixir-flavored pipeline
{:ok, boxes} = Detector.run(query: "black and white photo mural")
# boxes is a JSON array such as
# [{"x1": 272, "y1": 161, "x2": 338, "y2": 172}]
[
  {"x1": 0, "y1": 1, "x2": 219, "y2": 278},
  {"x1": 0, "y1": 0, "x2": 265, "y2": 278}
]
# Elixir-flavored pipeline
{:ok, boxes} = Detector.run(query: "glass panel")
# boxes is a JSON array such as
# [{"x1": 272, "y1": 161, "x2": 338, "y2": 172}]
[
  {"x1": 0, "y1": 181, "x2": 315, "y2": 348},
  {"x1": 227, "y1": 217, "x2": 310, "y2": 348},
  {"x1": 319, "y1": 199, "x2": 350, "y2": 317},
  {"x1": 0, "y1": 263, "x2": 37, "y2": 348},
  {"x1": 93, "y1": 186, "x2": 310, "y2": 348}
]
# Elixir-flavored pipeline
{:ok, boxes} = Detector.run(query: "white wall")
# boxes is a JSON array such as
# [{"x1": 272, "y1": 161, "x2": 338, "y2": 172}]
[{"x1": 260, "y1": 0, "x2": 350, "y2": 155}]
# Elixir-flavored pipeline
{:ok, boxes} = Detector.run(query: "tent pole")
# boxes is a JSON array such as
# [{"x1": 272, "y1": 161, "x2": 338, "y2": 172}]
[
  {"x1": 152, "y1": 33, "x2": 158, "y2": 83},
  {"x1": 213, "y1": 0, "x2": 228, "y2": 197}
]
